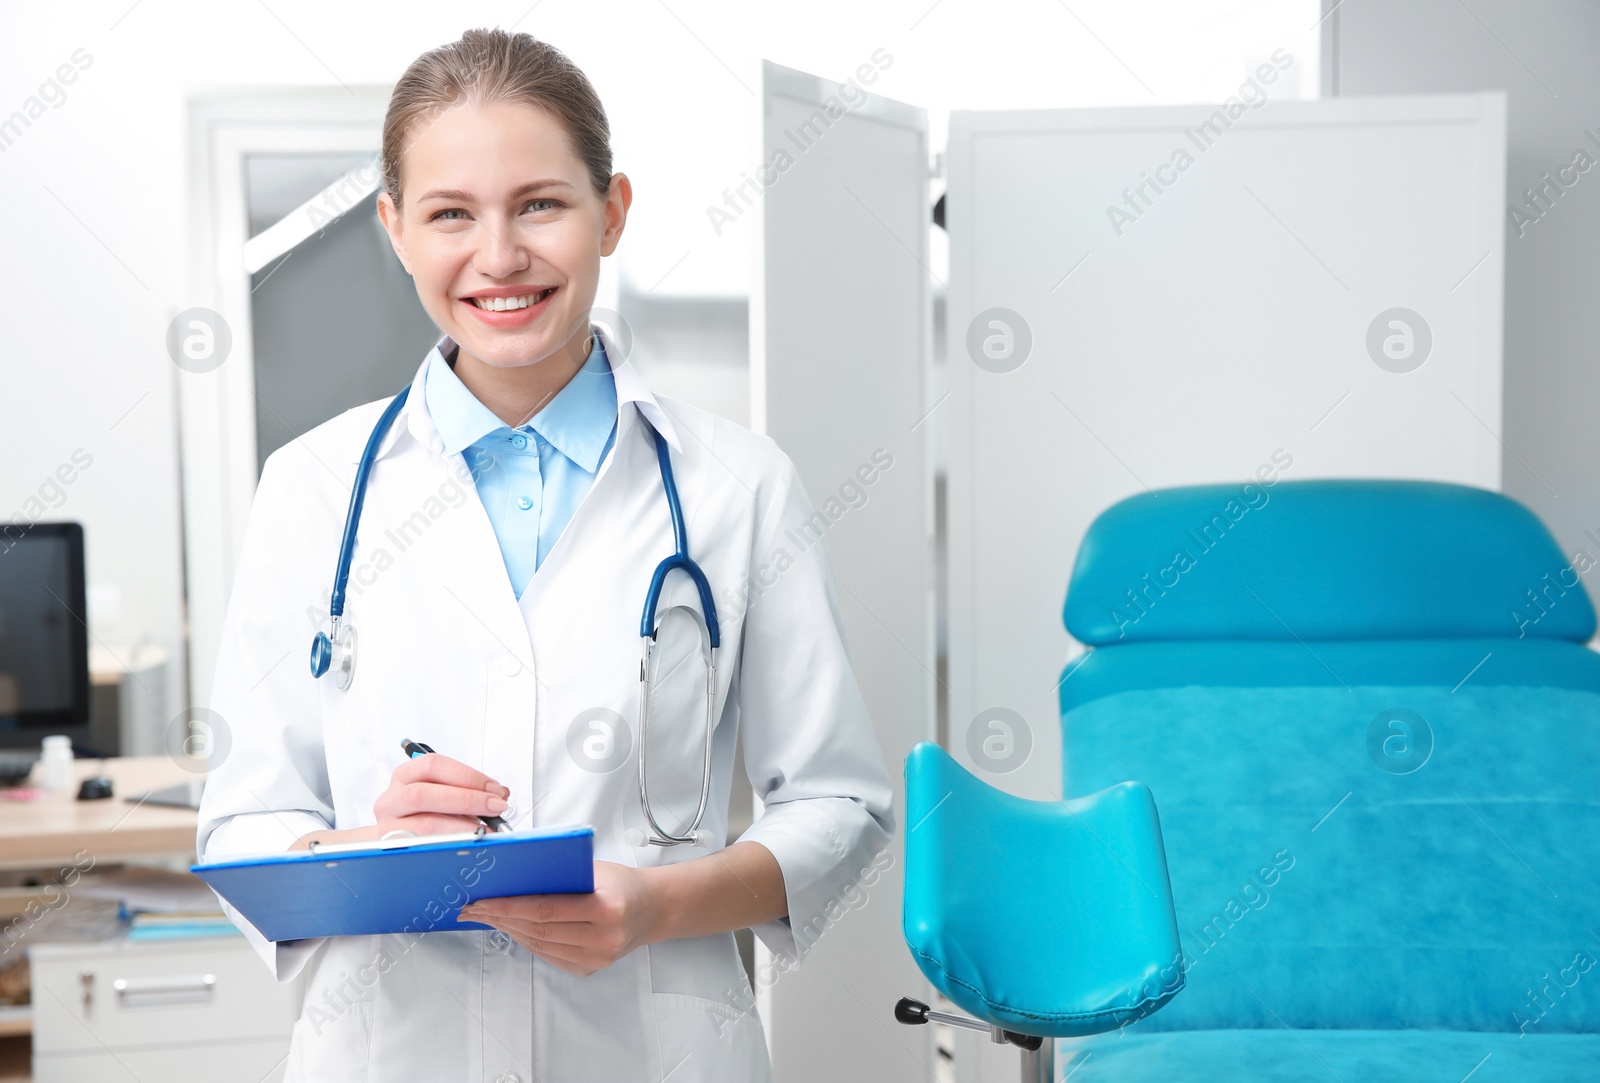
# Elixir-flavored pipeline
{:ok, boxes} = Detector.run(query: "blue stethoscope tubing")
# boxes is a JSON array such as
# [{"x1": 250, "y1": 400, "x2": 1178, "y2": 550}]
[
  {"x1": 308, "y1": 376, "x2": 720, "y2": 847},
  {"x1": 308, "y1": 385, "x2": 412, "y2": 689}
]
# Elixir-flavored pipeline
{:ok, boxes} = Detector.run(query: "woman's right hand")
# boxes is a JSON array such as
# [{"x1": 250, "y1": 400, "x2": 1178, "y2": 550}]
[{"x1": 290, "y1": 754, "x2": 510, "y2": 851}]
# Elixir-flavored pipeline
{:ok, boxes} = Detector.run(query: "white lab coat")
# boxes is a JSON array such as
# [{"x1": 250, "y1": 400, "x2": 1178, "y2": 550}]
[{"x1": 195, "y1": 325, "x2": 896, "y2": 1083}]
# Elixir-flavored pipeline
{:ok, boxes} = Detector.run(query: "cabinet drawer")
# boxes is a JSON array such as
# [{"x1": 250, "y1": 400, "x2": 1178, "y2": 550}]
[
  {"x1": 33, "y1": 1036, "x2": 291, "y2": 1083},
  {"x1": 30, "y1": 935, "x2": 301, "y2": 1055}
]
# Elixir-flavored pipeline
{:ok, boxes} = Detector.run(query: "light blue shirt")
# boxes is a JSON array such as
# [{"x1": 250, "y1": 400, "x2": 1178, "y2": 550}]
[{"x1": 424, "y1": 335, "x2": 618, "y2": 599}]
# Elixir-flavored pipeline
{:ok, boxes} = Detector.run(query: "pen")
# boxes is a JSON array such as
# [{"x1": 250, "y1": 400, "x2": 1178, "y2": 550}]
[{"x1": 400, "y1": 738, "x2": 509, "y2": 832}]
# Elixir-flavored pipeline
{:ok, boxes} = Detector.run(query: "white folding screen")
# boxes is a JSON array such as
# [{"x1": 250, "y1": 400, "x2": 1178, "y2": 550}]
[
  {"x1": 946, "y1": 93, "x2": 1508, "y2": 804},
  {"x1": 752, "y1": 61, "x2": 937, "y2": 1083},
  {"x1": 755, "y1": 80, "x2": 1507, "y2": 1082}
]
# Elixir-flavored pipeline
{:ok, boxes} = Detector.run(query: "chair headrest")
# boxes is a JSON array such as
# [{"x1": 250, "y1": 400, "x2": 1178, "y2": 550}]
[{"x1": 1064, "y1": 480, "x2": 1594, "y2": 645}]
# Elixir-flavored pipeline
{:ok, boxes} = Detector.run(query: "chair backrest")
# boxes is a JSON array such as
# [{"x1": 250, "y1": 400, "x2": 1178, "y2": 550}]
[
  {"x1": 901, "y1": 742, "x2": 1184, "y2": 1037},
  {"x1": 1064, "y1": 478, "x2": 1595, "y2": 645},
  {"x1": 1059, "y1": 480, "x2": 1600, "y2": 1034}
]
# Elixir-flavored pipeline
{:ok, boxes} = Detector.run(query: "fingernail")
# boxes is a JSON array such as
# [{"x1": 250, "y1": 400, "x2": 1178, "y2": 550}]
[
  {"x1": 487, "y1": 796, "x2": 507, "y2": 812},
  {"x1": 489, "y1": 783, "x2": 510, "y2": 797}
]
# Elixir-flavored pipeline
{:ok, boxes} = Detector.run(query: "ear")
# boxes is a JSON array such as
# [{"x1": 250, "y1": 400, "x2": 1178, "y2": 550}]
[
  {"x1": 599, "y1": 173, "x2": 632, "y2": 258},
  {"x1": 376, "y1": 191, "x2": 414, "y2": 275}
]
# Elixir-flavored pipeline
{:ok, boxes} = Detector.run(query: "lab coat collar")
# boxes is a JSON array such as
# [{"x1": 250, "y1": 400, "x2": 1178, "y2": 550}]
[
  {"x1": 604, "y1": 325, "x2": 681, "y2": 453},
  {"x1": 356, "y1": 321, "x2": 679, "y2": 463}
]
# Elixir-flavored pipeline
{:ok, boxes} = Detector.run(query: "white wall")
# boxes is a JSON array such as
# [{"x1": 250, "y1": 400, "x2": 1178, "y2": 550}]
[
  {"x1": 946, "y1": 94, "x2": 1507, "y2": 803},
  {"x1": 1326, "y1": 0, "x2": 1600, "y2": 617}
]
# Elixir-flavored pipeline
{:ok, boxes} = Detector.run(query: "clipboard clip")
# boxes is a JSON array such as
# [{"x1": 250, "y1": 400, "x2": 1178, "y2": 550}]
[{"x1": 308, "y1": 823, "x2": 488, "y2": 855}]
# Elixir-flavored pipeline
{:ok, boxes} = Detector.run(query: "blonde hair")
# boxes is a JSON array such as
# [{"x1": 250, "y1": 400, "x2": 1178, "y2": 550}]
[{"x1": 381, "y1": 28, "x2": 614, "y2": 207}]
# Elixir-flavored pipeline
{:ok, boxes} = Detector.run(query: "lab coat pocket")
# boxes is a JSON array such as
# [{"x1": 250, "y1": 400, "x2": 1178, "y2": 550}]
[
  {"x1": 652, "y1": 992, "x2": 771, "y2": 1082},
  {"x1": 647, "y1": 934, "x2": 769, "y2": 1081},
  {"x1": 285, "y1": 995, "x2": 372, "y2": 1083}
]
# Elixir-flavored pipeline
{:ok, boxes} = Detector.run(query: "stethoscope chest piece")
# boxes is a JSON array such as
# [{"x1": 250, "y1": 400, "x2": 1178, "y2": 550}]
[{"x1": 309, "y1": 620, "x2": 357, "y2": 690}]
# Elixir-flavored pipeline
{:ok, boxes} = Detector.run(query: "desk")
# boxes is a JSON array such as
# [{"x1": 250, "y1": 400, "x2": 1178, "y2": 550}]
[
  {"x1": 0, "y1": 759, "x2": 297, "y2": 1082},
  {"x1": 0, "y1": 758, "x2": 200, "y2": 871}
]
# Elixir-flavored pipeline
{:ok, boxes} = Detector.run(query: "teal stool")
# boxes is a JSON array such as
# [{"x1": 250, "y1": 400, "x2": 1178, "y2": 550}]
[{"x1": 897, "y1": 741, "x2": 1185, "y2": 1081}]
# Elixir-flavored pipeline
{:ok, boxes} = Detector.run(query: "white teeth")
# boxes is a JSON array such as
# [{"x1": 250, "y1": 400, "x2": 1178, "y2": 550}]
[{"x1": 471, "y1": 289, "x2": 551, "y2": 311}]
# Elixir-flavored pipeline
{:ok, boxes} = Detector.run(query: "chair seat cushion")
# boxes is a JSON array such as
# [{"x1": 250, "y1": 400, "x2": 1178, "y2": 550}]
[
  {"x1": 1061, "y1": 1028, "x2": 1600, "y2": 1082},
  {"x1": 1065, "y1": 676, "x2": 1600, "y2": 1032}
]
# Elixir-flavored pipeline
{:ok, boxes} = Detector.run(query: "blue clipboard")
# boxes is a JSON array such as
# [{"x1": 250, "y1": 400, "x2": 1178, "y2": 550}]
[{"x1": 191, "y1": 825, "x2": 594, "y2": 942}]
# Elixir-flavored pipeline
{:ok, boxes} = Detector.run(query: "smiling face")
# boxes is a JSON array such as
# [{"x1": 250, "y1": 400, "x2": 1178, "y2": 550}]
[{"x1": 376, "y1": 97, "x2": 629, "y2": 375}]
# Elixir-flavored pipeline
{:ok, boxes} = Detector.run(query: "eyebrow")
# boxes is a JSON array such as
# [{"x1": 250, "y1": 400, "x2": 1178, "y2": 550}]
[{"x1": 417, "y1": 179, "x2": 575, "y2": 203}]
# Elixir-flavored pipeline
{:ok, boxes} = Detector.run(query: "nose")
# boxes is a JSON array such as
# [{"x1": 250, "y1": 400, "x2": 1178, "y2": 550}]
[{"x1": 473, "y1": 217, "x2": 530, "y2": 279}]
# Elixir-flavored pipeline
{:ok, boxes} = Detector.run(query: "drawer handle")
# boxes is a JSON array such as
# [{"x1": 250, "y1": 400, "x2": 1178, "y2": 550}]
[{"x1": 111, "y1": 974, "x2": 217, "y2": 1008}]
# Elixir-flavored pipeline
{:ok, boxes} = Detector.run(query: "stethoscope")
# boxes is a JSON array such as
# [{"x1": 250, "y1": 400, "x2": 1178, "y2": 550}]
[{"x1": 308, "y1": 367, "x2": 721, "y2": 847}]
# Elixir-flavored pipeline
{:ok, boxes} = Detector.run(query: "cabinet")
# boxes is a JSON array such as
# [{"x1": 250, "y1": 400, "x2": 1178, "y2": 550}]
[{"x1": 29, "y1": 935, "x2": 302, "y2": 1082}]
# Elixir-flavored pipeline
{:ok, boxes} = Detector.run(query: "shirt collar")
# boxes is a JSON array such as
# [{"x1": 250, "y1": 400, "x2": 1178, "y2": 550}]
[
  {"x1": 423, "y1": 333, "x2": 619, "y2": 471},
  {"x1": 369, "y1": 323, "x2": 679, "y2": 464}
]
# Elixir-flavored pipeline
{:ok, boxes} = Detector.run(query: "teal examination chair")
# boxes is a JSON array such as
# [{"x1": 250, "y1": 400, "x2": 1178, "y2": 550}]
[
  {"x1": 1047, "y1": 479, "x2": 1600, "y2": 1080},
  {"x1": 896, "y1": 742, "x2": 1187, "y2": 1081}
]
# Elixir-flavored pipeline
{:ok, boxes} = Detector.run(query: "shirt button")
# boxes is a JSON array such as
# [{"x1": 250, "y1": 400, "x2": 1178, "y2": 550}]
[
  {"x1": 497, "y1": 654, "x2": 521, "y2": 677},
  {"x1": 494, "y1": 1073, "x2": 520, "y2": 1083},
  {"x1": 510, "y1": 432, "x2": 527, "y2": 450},
  {"x1": 501, "y1": 798, "x2": 517, "y2": 819},
  {"x1": 517, "y1": 496, "x2": 533, "y2": 511},
  {"x1": 488, "y1": 930, "x2": 513, "y2": 953}
]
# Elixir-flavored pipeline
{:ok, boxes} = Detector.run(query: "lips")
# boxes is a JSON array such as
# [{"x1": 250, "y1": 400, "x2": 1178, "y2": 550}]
[
  {"x1": 459, "y1": 285, "x2": 559, "y2": 328},
  {"x1": 465, "y1": 287, "x2": 556, "y2": 311}
]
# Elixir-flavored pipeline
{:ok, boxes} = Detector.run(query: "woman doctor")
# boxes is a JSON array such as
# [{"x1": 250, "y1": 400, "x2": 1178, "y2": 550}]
[{"x1": 195, "y1": 28, "x2": 895, "y2": 1083}]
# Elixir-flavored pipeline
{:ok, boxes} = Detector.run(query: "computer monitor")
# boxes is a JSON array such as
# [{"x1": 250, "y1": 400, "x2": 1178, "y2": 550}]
[{"x1": 0, "y1": 522, "x2": 91, "y2": 752}]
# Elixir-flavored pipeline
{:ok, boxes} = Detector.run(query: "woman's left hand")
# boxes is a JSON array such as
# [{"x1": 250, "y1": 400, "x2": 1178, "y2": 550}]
[{"x1": 457, "y1": 861, "x2": 665, "y2": 976}]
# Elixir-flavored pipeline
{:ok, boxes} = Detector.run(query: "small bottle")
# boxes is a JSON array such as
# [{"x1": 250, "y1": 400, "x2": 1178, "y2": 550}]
[{"x1": 40, "y1": 735, "x2": 74, "y2": 792}]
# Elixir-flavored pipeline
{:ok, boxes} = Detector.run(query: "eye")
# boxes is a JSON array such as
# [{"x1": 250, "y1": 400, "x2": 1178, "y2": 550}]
[
  {"x1": 429, "y1": 207, "x2": 468, "y2": 222},
  {"x1": 525, "y1": 198, "x2": 562, "y2": 213}
]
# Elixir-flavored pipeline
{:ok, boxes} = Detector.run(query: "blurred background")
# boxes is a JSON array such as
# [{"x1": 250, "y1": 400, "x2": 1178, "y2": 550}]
[{"x1": 4, "y1": 2, "x2": 1600, "y2": 1081}]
